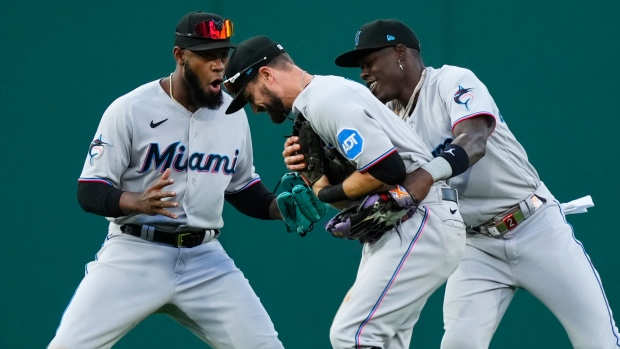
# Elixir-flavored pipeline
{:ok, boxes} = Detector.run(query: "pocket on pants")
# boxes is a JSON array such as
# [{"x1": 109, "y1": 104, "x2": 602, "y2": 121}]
[{"x1": 442, "y1": 218, "x2": 466, "y2": 230}]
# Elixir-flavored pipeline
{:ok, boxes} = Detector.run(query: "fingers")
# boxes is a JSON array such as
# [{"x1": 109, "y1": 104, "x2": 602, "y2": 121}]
[
  {"x1": 151, "y1": 169, "x2": 175, "y2": 191},
  {"x1": 284, "y1": 136, "x2": 299, "y2": 147},
  {"x1": 286, "y1": 160, "x2": 307, "y2": 171},
  {"x1": 135, "y1": 168, "x2": 179, "y2": 218},
  {"x1": 154, "y1": 205, "x2": 179, "y2": 219},
  {"x1": 283, "y1": 140, "x2": 306, "y2": 171},
  {"x1": 282, "y1": 142, "x2": 301, "y2": 158}
]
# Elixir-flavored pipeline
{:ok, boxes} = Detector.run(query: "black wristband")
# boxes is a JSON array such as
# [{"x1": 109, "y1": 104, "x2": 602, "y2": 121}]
[
  {"x1": 318, "y1": 183, "x2": 349, "y2": 203},
  {"x1": 439, "y1": 143, "x2": 469, "y2": 177}
]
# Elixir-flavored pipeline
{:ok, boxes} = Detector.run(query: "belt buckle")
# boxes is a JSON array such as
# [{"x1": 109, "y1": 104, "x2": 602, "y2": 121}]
[
  {"x1": 487, "y1": 207, "x2": 526, "y2": 236},
  {"x1": 176, "y1": 232, "x2": 193, "y2": 247}
]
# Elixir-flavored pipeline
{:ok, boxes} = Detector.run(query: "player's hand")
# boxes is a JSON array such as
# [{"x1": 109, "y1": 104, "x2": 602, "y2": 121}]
[
  {"x1": 121, "y1": 168, "x2": 179, "y2": 218},
  {"x1": 283, "y1": 136, "x2": 306, "y2": 171},
  {"x1": 403, "y1": 168, "x2": 434, "y2": 203}
]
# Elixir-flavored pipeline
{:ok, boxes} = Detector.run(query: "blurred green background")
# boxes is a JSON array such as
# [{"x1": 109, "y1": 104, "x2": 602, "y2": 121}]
[{"x1": 2, "y1": 0, "x2": 619, "y2": 348}]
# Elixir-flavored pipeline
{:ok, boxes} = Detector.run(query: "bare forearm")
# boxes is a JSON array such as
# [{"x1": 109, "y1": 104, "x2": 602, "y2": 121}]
[
  {"x1": 342, "y1": 171, "x2": 386, "y2": 199},
  {"x1": 269, "y1": 199, "x2": 283, "y2": 220},
  {"x1": 451, "y1": 132, "x2": 487, "y2": 166}
]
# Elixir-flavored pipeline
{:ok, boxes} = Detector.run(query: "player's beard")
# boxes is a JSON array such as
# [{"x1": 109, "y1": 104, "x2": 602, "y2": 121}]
[
  {"x1": 261, "y1": 86, "x2": 290, "y2": 124},
  {"x1": 183, "y1": 63, "x2": 224, "y2": 110}
]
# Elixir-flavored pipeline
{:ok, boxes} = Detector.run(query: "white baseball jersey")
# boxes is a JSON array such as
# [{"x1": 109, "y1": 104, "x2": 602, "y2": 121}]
[
  {"x1": 294, "y1": 76, "x2": 434, "y2": 175},
  {"x1": 293, "y1": 75, "x2": 466, "y2": 348},
  {"x1": 50, "y1": 80, "x2": 284, "y2": 349},
  {"x1": 78, "y1": 80, "x2": 260, "y2": 232},
  {"x1": 385, "y1": 65, "x2": 619, "y2": 347},
  {"x1": 389, "y1": 65, "x2": 540, "y2": 226}
]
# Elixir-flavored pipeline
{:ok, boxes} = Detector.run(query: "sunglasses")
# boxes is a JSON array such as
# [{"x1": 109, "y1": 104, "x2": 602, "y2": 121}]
[
  {"x1": 223, "y1": 56, "x2": 268, "y2": 95},
  {"x1": 176, "y1": 19, "x2": 234, "y2": 40}
]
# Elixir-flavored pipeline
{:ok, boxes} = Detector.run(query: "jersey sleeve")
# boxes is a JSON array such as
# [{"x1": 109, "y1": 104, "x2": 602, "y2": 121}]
[
  {"x1": 225, "y1": 112, "x2": 261, "y2": 194},
  {"x1": 307, "y1": 89, "x2": 397, "y2": 172},
  {"x1": 78, "y1": 98, "x2": 133, "y2": 188},
  {"x1": 438, "y1": 68, "x2": 499, "y2": 133}
]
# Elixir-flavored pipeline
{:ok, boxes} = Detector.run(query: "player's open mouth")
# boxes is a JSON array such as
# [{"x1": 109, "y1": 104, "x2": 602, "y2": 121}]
[
  {"x1": 367, "y1": 81, "x2": 377, "y2": 92},
  {"x1": 209, "y1": 78, "x2": 223, "y2": 93}
]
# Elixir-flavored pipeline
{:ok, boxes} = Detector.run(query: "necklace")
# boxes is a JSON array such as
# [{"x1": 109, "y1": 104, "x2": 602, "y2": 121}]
[
  {"x1": 300, "y1": 71, "x2": 307, "y2": 91},
  {"x1": 169, "y1": 72, "x2": 184, "y2": 107},
  {"x1": 399, "y1": 68, "x2": 427, "y2": 121}
]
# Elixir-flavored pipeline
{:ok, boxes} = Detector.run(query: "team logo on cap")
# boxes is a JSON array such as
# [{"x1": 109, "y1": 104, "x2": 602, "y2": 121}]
[
  {"x1": 355, "y1": 31, "x2": 361, "y2": 46},
  {"x1": 337, "y1": 128, "x2": 364, "y2": 160},
  {"x1": 387, "y1": 35, "x2": 395, "y2": 41},
  {"x1": 453, "y1": 86, "x2": 474, "y2": 110},
  {"x1": 89, "y1": 134, "x2": 110, "y2": 165}
]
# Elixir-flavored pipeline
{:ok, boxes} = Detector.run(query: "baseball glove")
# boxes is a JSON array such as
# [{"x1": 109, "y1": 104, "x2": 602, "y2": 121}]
[
  {"x1": 292, "y1": 115, "x2": 356, "y2": 186},
  {"x1": 325, "y1": 185, "x2": 418, "y2": 244},
  {"x1": 276, "y1": 172, "x2": 328, "y2": 236}
]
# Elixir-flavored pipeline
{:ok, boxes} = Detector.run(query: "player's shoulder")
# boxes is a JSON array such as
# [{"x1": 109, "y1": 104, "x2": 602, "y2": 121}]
[
  {"x1": 107, "y1": 80, "x2": 163, "y2": 111},
  {"x1": 432, "y1": 65, "x2": 476, "y2": 80},
  {"x1": 301, "y1": 76, "x2": 372, "y2": 113},
  {"x1": 429, "y1": 65, "x2": 483, "y2": 93}
]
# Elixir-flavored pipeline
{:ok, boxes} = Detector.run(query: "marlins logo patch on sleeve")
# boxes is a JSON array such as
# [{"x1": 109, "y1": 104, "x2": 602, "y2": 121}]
[
  {"x1": 337, "y1": 128, "x2": 363, "y2": 160},
  {"x1": 453, "y1": 86, "x2": 474, "y2": 110},
  {"x1": 89, "y1": 134, "x2": 111, "y2": 165}
]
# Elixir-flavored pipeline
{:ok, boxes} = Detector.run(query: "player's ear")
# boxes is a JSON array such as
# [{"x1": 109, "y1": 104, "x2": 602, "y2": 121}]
[
  {"x1": 173, "y1": 46, "x2": 185, "y2": 65},
  {"x1": 258, "y1": 66, "x2": 272, "y2": 83},
  {"x1": 395, "y1": 44, "x2": 407, "y2": 61}
]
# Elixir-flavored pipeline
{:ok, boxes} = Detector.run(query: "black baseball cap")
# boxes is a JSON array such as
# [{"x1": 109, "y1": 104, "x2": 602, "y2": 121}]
[
  {"x1": 224, "y1": 36, "x2": 286, "y2": 114},
  {"x1": 175, "y1": 11, "x2": 236, "y2": 51},
  {"x1": 335, "y1": 19, "x2": 420, "y2": 67}
]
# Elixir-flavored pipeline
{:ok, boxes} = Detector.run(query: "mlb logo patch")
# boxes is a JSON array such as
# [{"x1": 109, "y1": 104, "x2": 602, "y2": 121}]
[{"x1": 337, "y1": 129, "x2": 364, "y2": 160}]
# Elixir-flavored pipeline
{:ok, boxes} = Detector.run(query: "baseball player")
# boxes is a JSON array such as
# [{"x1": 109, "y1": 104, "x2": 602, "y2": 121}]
[
  {"x1": 330, "y1": 19, "x2": 620, "y2": 348},
  {"x1": 224, "y1": 35, "x2": 467, "y2": 349},
  {"x1": 48, "y1": 12, "x2": 285, "y2": 349}
]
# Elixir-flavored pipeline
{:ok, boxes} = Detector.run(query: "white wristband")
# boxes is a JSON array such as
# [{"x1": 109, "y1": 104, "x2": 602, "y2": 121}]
[{"x1": 421, "y1": 157, "x2": 453, "y2": 182}]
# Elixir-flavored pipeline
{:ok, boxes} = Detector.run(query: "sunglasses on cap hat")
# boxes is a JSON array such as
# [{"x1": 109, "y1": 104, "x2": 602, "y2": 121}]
[
  {"x1": 223, "y1": 56, "x2": 268, "y2": 95},
  {"x1": 176, "y1": 19, "x2": 234, "y2": 40}
]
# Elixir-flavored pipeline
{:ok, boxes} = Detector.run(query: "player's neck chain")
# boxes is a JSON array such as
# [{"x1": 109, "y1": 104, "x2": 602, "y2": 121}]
[
  {"x1": 301, "y1": 70, "x2": 307, "y2": 91},
  {"x1": 399, "y1": 68, "x2": 427, "y2": 121},
  {"x1": 168, "y1": 72, "x2": 186, "y2": 109}
]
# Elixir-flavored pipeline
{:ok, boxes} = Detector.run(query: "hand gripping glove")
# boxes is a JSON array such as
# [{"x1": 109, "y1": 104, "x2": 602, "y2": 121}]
[
  {"x1": 325, "y1": 185, "x2": 418, "y2": 244},
  {"x1": 292, "y1": 115, "x2": 357, "y2": 186},
  {"x1": 293, "y1": 117, "x2": 325, "y2": 186},
  {"x1": 276, "y1": 172, "x2": 328, "y2": 236}
]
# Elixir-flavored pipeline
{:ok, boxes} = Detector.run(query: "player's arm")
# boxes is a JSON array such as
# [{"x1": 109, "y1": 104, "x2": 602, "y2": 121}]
[
  {"x1": 451, "y1": 115, "x2": 495, "y2": 166},
  {"x1": 225, "y1": 182, "x2": 282, "y2": 220},
  {"x1": 422, "y1": 68, "x2": 497, "y2": 182},
  {"x1": 78, "y1": 168, "x2": 179, "y2": 219},
  {"x1": 313, "y1": 151, "x2": 406, "y2": 203}
]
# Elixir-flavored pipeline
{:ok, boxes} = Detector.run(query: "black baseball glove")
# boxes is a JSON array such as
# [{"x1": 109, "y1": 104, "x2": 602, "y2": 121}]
[
  {"x1": 292, "y1": 115, "x2": 356, "y2": 186},
  {"x1": 325, "y1": 185, "x2": 419, "y2": 244}
]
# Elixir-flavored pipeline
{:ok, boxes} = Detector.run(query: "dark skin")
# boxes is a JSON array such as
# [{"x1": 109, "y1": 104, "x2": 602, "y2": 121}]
[
  {"x1": 359, "y1": 44, "x2": 495, "y2": 166},
  {"x1": 119, "y1": 47, "x2": 282, "y2": 220},
  {"x1": 283, "y1": 45, "x2": 494, "y2": 202}
]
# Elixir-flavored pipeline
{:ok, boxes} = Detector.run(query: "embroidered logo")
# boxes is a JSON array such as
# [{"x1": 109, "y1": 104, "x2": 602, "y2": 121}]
[
  {"x1": 89, "y1": 135, "x2": 110, "y2": 165},
  {"x1": 453, "y1": 86, "x2": 474, "y2": 110}
]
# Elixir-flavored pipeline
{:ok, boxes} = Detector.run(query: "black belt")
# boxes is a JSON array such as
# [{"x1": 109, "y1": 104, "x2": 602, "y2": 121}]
[
  {"x1": 441, "y1": 187, "x2": 458, "y2": 203},
  {"x1": 121, "y1": 224, "x2": 219, "y2": 248}
]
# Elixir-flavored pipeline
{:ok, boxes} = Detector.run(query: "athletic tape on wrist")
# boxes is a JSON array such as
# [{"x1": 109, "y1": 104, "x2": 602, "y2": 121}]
[
  {"x1": 318, "y1": 183, "x2": 349, "y2": 203},
  {"x1": 421, "y1": 156, "x2": 452, "y2": 182},
  {"x1": 439, "y1": 143, "x2": 469, "y2": 178}
]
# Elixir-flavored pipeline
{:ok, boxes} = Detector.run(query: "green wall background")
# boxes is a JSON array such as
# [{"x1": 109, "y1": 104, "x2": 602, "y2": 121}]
[{"x1": 2, "y1": 1, "x2": 619, "y2": 348}]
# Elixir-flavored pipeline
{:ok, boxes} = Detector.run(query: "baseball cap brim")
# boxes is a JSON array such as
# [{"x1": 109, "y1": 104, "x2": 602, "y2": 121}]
[
  {"x1": 335, "y1": 46, "x2": 385, "y2": 67},
  {"x1": 225, "y1": 86, "x2": 249, "y2": 114},
  {"x1": 184, "y1": 40, "x2": 236, "y2": 52}
]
